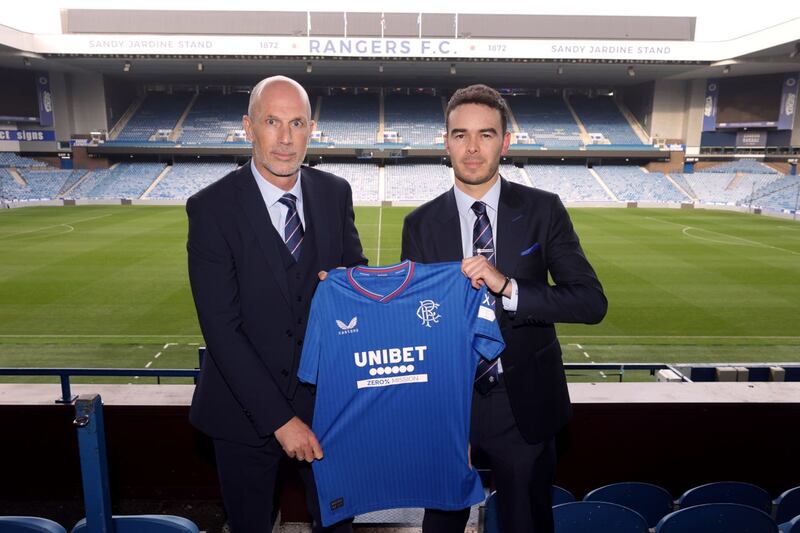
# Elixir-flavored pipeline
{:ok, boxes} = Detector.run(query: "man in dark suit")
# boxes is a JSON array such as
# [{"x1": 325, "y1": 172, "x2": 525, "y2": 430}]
[
  {"x1": 186, "y1": 76, "x2": 365, "y2": 533},
  {"x1": 402, "y1": 84, "x2": 607, "y2": 533}
]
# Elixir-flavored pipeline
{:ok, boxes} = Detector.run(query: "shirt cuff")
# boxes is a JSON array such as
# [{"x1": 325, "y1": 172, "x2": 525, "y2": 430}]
[{"x1": 501, "y1": 278, "x2": 518, "y2": 312}]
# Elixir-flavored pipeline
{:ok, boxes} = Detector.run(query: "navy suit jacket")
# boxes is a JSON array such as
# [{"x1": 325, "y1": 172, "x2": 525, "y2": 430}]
[
  {"x1": 401, "y1": 178, "x2": 607, "y2": 443},
  {"x1": 187, "y1": 162, "x2": 366, "y2": 446}
]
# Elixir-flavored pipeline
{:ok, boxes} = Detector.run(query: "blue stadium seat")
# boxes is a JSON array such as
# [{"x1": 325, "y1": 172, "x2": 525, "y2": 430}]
[
  {"x1": 678, "y1": 481, "x2": 772, "y2": 513},
  {"x1": 584, "y1": 481, "x2": 673, "y2": 528},
  {"x1": 553, "y1": 485, "x2": 576, "y2": 506},
  {"x1": 71, "y1": 515, "x2": 199, "y2": 533},
  {"x1": 0, "y1": 516, "x2": 67, "y2": 532},
  {"x1": 776, "y1": 486, "x2": 800, "y2": 524},
  {"x1": 780, "y1": 515, "x2": 800, "y2": 533},
  {"x1": 553, "y1": 501, "x2": 648, "y2": 533},
  {"x1": 656, "y1": 503, "x2": 778, "y2": 533}
]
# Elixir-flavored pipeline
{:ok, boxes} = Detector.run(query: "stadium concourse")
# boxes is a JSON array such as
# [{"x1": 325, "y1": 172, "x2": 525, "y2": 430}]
[{"x1": 1, "y1": 4, "x2": 800, "y2": 532}]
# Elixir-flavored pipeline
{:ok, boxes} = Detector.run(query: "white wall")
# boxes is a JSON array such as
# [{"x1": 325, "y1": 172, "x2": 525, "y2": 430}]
[
  {"x1": 650, "y1": 80, "x2": 690, "y2": 142},
  {"x1": 683, "y1": 78, "x2": 707, "y2": 149},
  {"x1": 67, "y1": 72, "x2": 108, "y2": 134}
]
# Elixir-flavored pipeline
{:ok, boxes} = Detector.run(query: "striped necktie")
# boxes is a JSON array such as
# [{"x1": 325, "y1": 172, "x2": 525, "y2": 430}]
[
  {"x1": 278, "y1": 193, "x2": 304, "y2": 261},
  {"x1": 471, "y1": 201, "x2": 500, "y2": 394}
]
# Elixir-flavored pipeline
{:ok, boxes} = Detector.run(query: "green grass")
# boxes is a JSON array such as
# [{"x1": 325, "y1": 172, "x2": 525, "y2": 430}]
[{"x1": 1, "y1": 205, "x2": 799, "y2": 383}]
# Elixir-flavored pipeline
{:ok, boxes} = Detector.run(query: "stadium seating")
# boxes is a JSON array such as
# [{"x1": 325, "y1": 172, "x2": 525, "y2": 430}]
[
  {"x1": 0, "y1": 516, "x2": 67, "y2": 532},
  {"x1": 553, "y1": 486, "x2": 577, "y2": 506},
  {"x1": 313, "y1": 162, "x2": 380, "y2": 204},
  {"x1": 68, "y1": 163, "x2": 165, "y2": 200},
  {"x1": 780, "y1": 515, "x2": 800, "y2": 533},
  {"x1": 115, "y1": 92, "x2": 193, "y2": 142},
  {"x1": 677, "y1": 481, "x2": 772, "y2": 513},
  {"x1": 147, "y1": 162, "x2": 237, "y2": 200},
  {"x1": 384, "y1": 164, "x2": 452, "y2": 202},
  {"x1": 569, "y1": 95, "x2": 644, "y2": 145},
  {"x1": 583, "y1": 482, "x2": 674, "y2": 528},
  {"x1": 699, "y1": 160, "x2": 779, "y2": 174},
  {"x1": 383, "y1": 94, "x2": 444, "y2": 146},
  {"x1": 775, "y1": 486, "x2": 800, "y2": 524},
  {"x1": 0, "y1": 153, "x2": 47, "y2": 167},
  {"x1": 750, "y1": 175, "x2": 800, "y2": 212},
  {"x1": 177, "y1": 93, "x2": 249, "y2": 144},
  {"x1": 552, "y1": 501, "x2": 649, "y2": 533},
  {"x1": 499, "y1": 165, "x2": 528, "y2": 186},
  {"x1": 0, "y1": 168, "x2": 32, "y2": 201},
  {"x1": 526, "y1": 165, "x2": 611, "y2": 202},
  {"x1": 15, "y1": 169, "x2": 85, "y2": 201},
  {"x1": 316, "y1": 94, "x2": 379, "y2": 145},
  {"x1": 72, "y1": 515, "x2": 199, "y2": 533},
  {"x1": 507, "y1": 95, "x2": 583, "y2": 148},
  {"x1": 656, "y1": 503, "x2": 778, "y2": 533},
  {"x1": 594, "y1": 166, "x2": 688, "y2": 203}
]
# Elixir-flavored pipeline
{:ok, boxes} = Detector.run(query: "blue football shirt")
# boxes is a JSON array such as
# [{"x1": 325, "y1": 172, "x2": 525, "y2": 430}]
[{"x1": 298, "y1": 260, "x2": 505, "y2": 526}]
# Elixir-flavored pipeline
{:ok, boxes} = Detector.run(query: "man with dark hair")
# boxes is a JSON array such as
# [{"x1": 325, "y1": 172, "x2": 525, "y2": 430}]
[
  {"x1": 402, "y1": 84, "x2": 607, "y2": 533},
  {"x1": 187, "y1": 76, "x2": 365, "y2": 532}
]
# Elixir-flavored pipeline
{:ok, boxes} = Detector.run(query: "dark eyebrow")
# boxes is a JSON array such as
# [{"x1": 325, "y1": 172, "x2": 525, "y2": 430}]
[
  {"x1": 264, "y1": 115, "x2": 306, "y2": 122},
  {"x1": 449, "y1": 127, "x2": 497, "y2": 135}
]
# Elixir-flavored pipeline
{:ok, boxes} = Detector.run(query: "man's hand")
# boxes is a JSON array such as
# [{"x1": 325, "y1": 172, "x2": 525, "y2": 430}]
[
  {"x1": 461, "y1": 256, "x2": 511, "y2": 298},
  {"x1": 274, "y1": 416, "x2": 323, "y2": 462}
]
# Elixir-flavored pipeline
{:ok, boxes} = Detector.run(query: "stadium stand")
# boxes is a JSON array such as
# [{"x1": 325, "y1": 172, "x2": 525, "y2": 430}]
[
  {"x1": 68, "y1": 162, "x2": 165, "y2": 199},
  {"x1": 499, "y1": 164, "x2": 529, "y2": 186},
  {"x1": 569, "y1": 95, "x2": 645, "y2": 145},
  {"x1": 313, "y1": 162, "x2": 380, "y2": 204},
  {"x1": 383, "y1": 94, "x2": 444, "y2": 146},
  {"x1": 0, "y1": 153, "x2": 47, "y2": 167},
  {"x1": 16, "y1": 168, "x2": 85, "y2": 201},
  {"x1": 507, "y1": 95, "x2": 584, "y2": 148},
  {"x1": 0, "y1": 168, "x2": 32, "y2": 201},
  {"x1": 316, "y1": 94, "x2": 379, "y2": 145},
  {"x1": 384, "y1": 163, "x2": 452, "y2": 202},
  {"x1": 699, "y1": 160, "x2": 779, "y2": 174},
  {"x1": 526, "y1": 164, "x2": 612, "y2": 202},
  {"x1": 147, "y1": 162, "x2": 237, "y2": 200},
  {"x1": 682, "y1": 172, "x2": 783, "y2": 205},
  {"x1": 114, "y1": 92, "x2": 193, "y2": 142},
  {"x1": 594, "y1": 166, "x2": 688, "y2": 203},
  {"x1": 750, "y1": 175, "x2": 800, "y2": 212},
  {"x1": 177, "y1": 93, "x2": 250, "y2": 145}
]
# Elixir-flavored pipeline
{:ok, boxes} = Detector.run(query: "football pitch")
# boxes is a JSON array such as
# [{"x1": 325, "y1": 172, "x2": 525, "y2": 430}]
[{"x1": 1, "y1": 205, "x2": 799, "y2": 383}]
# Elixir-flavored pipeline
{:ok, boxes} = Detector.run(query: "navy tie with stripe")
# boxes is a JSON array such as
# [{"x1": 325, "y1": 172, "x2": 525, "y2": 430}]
[
  {"x1": 278, "y1": 193, "x2": 304, "y2": 261},
  {"x1": 471, "y1": 201, "x2": 500, "y2": 394}
]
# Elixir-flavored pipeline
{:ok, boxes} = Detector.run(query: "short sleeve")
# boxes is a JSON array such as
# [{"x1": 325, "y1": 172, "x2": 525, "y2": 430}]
[
  {"x1": 297, "y1": 284, "x2": 326, "y2": 384},
  {"x1": 468, "y1": 284, "x2": 505, "y2": 360}
]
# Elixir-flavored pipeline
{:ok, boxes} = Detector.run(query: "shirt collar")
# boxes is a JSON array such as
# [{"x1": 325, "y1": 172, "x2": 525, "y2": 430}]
[
  {"x1": 453, "y1": 175, "x2": 502, "y2": 218},
  {"x1": 250, "y1": 159, "x2": 303, "y2": 207}
]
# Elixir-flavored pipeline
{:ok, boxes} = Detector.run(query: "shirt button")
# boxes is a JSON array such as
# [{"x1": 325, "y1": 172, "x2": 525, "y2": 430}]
[
  {"x1": 285, "y1": 329, "x2": 293, "y2": 337},
  {"x1": 297, "y1": 339, "x2": 303, "y2": 347},
  {"x1": 281, "y1": 369, "x2": 289, "y2": 377}
]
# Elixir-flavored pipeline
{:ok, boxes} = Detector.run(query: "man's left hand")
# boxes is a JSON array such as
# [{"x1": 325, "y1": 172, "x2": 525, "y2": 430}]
[{"x1": 461, "y1": 256, "x2": 511, "y2": 298}]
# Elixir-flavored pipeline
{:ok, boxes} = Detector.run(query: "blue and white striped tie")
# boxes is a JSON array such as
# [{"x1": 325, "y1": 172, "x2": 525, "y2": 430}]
[
  {"x1": 278, "y1": 193, "x2": 304, "y2": 261},
  {"x1": 472, "y1": 201, "x2": 500, "y2": 394}
]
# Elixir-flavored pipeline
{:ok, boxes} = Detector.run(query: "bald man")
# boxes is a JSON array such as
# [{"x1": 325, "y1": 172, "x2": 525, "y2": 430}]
[{"x1": 187, "y1": 76, "x2": 366, "y2": 532}]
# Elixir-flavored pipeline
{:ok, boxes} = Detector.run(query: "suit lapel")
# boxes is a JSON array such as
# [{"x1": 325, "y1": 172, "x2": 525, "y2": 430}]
[
  {"x1": 300, "y1": 167, "x2": 330, "y2": 267},
  {"x1": 434, "y1": 188, "x2": 465, "y2": 262},
  {"x1": 235, "y1": 164, "x2": 291, "y2": 307},
  {"x1": 496, "y1": 178, "x2": 528, "y2": 279}
]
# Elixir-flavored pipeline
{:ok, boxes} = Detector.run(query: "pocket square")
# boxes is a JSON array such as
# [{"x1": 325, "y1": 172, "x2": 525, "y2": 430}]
[{"x1": 520, "y1": 243, "x2": 540, "y2": 256}]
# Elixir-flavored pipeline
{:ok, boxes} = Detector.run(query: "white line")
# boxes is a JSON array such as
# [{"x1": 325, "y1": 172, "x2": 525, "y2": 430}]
[
  {"x1": 188, "y1": 343, "x2": 199, "y2": 346},
  {"x1": 645, "y1": 216, "x2": 800, "y2": 256},
  {"x1": 599, "y1": 371, "x2": 608, "y2": 378},
  {"x1": 154, "y1": 352, "x2": 161, "y2": 359},
  {"x1": 376, "y1": 205, "x2": 383, "y2": 265},
  {"x1": 583, "y1": 352, "x2": 591, "y2": 358},
  {"x1": 144, "y1": 361, "x2": 152, "y2": 368},
  {"x1": 0, "y1": 213, "x2": 112, "y2": 239},
  {"x1": 576, "y1": 344, "x2": 583, "y2": 349}
]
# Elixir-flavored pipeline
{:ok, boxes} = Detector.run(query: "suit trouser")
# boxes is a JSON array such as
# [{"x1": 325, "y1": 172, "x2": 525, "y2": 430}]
[
  {"x1": 213, "y1": 384, "x2": 352, "y2": 533},
  {"x1": 422, "y1": 380, "x2": 557, "y2": 533}
]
